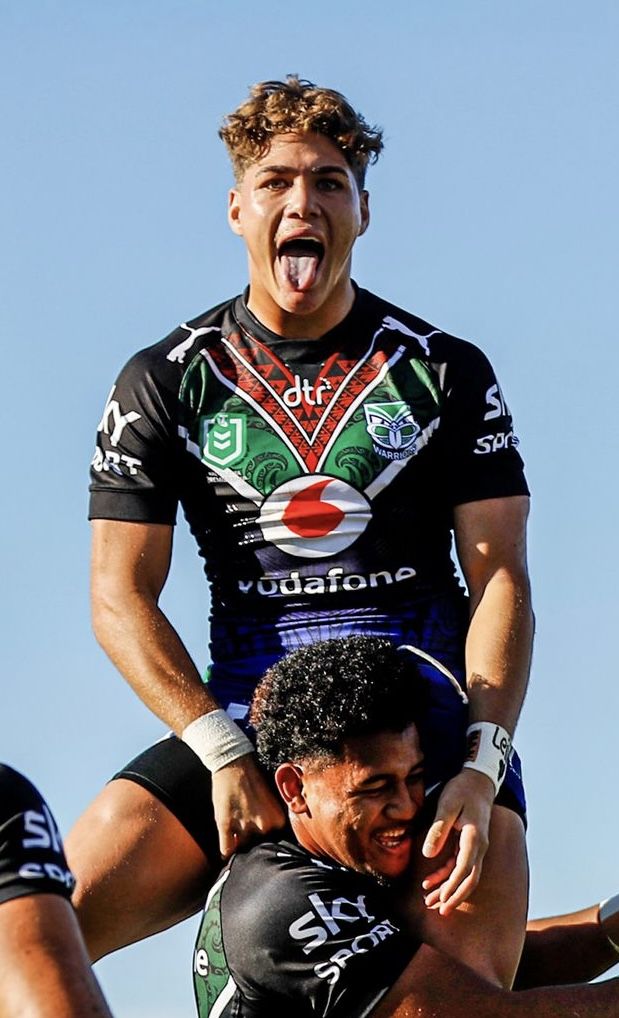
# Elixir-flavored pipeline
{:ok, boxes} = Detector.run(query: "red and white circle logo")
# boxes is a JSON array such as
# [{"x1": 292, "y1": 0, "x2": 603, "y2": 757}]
[{"x1": 258, "y1": 475, "x2": 372, "y2": 559}]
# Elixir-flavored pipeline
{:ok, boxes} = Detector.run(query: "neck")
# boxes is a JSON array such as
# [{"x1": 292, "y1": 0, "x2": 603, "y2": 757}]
[
  {"x1": 246, "y1": 280, "x2": 356, "y2": 339},
  {"x1": 289, "y1": 815, "x2": 330, "y2": 863}
]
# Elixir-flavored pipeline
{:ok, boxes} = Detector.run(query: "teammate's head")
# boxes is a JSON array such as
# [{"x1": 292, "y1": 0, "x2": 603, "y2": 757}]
[
  {"x1": 251, "y1": 636, "x2": 426, "y2": 769},
  {"x1": 219, "y1": 76, "x2": 383, "y2": 187},
  {"x1": 250, "y1": 637, "x2": 427, "y2": 881}
]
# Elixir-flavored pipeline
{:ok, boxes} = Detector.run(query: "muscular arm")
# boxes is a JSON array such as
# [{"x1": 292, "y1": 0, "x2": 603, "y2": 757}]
[
  {"x1": 91, "y1": 518, "x2": 217, "y2": 732},
  {"x1": 456, "y1": 494, "x2": 533, "y2": 731},
  {"x1": 516, "y1": 905, "x2": 619, "y2": 988},
  {"x1": 91, "y1": 519, "x2": 284, "y2": 855},
  {"x1": 371, "y1": 943, "x2": 619, "y2": 1018},
  {"x1": 422, "y1": 495, "x2": 534, "y2": 911},
  {"x1": 0, "y1": 895, "x2": 112, "y2": 1018}
]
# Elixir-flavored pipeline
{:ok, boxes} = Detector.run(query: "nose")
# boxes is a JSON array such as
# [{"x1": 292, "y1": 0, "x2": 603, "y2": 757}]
[
  {"x1": 385, "y1": 781, "x2": 421, "y2": 820},
  {"x1": 285, "y1": 177, "x2": 320, "y2": 219}
]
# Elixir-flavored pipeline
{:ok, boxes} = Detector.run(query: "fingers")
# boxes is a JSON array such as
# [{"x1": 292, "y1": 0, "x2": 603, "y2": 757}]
[
  {"x1": 428, "y1": 822, "x2": 485, "y2": 915},
  {"x1": 218, "y1": 828, "x2": 239, "y2": 860},
  {"x1": 214, "y1": 768, "x2": 287, "y2": 858},
  {"x1": 218, "y1": 803, "x2": 286, "y2": 858},
  {"x1": 422, "y1": 818, "x2": 453, "y2": 859},
  {"x1": 421, "y1": 858, "x2": 456, "y2": 893},
  {"x1": 420, "y1": 772, "x2": 493, "y2": 913},
  {"x1": 422, "y1": 786, "x2": 462, "y2": 858}
]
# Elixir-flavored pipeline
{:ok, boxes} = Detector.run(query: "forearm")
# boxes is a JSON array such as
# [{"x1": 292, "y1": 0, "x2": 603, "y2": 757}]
[
  {"x1": 465, "y1": 568, "x2": 534, "y2": 732},
  {"x1": 373, "y1": 944, "x2": 619, "y2": 1018},
  {"x1": 0, "y1": 897, "x2": 112, "y2": 1018},
  {"x1": 93, "y1": 588, "x2": 219, "y2": 735},
  {"x1": 516, "y1": 906, "x2": 619, "y2": 989}
]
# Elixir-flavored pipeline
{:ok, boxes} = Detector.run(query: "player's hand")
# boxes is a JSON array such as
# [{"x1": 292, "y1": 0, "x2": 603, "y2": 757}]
[
  {"x1": 421, "y1": 768, "x2": 494, "y2": 915},
  {"x1": 211, "y1": 753, "x2": 286, "y2": 859}
]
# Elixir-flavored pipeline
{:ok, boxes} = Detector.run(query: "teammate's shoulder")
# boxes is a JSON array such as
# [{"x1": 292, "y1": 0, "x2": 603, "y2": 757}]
[
  {"x1": 361, "y1": 289, "x2": 488, "y2": 364},
  {"x1": 0, "y1": 764, "x2": 47, "y2": 823}
]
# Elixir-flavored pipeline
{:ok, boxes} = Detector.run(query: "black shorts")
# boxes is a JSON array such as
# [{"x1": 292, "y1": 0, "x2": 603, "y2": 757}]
[
  {"x1": 114, "y1": 732, "x2": 525, "y2": 860},
  {"x1": 114, "y1": 737, "x2": 221, "y2": 861}
]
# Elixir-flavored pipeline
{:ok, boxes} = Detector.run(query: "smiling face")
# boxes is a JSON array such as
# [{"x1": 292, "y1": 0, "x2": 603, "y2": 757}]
[
  {"x1": 227, "y1": 132, "x2": 370, "y2": 338},
  {"x1": 276, "y1": 726, "x2": 425, "y2": 882}
]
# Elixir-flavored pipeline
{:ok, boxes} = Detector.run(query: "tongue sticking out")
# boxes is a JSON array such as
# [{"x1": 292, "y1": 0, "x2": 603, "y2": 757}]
[
  {"x1": 279, "y1": 253, "x2": 320, "y2": 290},
  {"x1": 278, "y1": 242, "x2": 322, "y2": 291}
]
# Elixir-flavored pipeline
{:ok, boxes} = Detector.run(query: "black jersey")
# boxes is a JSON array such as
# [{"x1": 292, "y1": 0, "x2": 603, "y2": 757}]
[
  {"x1": 0, "y1": 764, "x2": 74, "y2": 906},
  {"x1": 193, "y1": 839, "x2": 417, "y2": 1018},
  {"x1": 89, "y1": 287, "x2": 528, "y2": 625}
]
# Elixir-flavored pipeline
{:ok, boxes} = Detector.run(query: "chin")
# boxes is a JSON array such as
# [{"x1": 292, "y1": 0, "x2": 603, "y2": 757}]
[{"x1": 279, "y1": 290, "x2": 323, "y2": 315}]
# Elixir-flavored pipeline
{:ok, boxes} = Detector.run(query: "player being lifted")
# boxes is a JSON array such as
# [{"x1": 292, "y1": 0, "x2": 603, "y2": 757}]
[{"x1": 69, "y1": 76, "x2": 533, "y2": 986}]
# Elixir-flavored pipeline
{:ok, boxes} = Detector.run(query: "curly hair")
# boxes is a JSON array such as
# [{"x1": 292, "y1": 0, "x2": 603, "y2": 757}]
[
  {"x1": 250, "y1": 636, "x2": 427, "y2": 771},
  {"x1": 219, "y1": 76, "x2": 384, "y2": 187}
]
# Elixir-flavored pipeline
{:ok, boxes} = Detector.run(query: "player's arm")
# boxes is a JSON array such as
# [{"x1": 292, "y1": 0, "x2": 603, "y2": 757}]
[
  {"x1": 91, "y1": 518, "x2": 213, "y2": 732},
  {"x1": 422, "y1": 494, "x2": 533, "y2": 912},
  {"x1": 91, "y1": 518, "x2": 284, "y2": 856},
  {"x1": 371, "y1": 943, "x2": 619, "y2": 1018},
  {"x1": 515, "y1": 899, "x2": 619, "y2": 988},
  {"x1": 0, "y1": 894, "x2": 112, "y2": 1018}
]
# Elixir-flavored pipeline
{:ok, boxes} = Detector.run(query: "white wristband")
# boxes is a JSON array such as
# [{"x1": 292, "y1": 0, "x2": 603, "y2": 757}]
[
  {"x1": 463, "y1": 721, "x2": 512, "y2": 797},
  {"x1": 599, "y1": 894, "x2": 619, "y2": 954},
  {"x1": 181, "y1": 710, "x2": 254, "y2": 773}
]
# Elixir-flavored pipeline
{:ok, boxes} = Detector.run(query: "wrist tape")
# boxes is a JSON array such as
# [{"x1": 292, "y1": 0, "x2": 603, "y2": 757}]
[
  {"x1": 181, "y1": 710, "x2": 254, "y2": 773},
  {"x1": 463, "y1": 721, "x2": 512, "y2": 797},
  {"x1": 599, "y1": 894, "x2": 619, "y2": 954}
]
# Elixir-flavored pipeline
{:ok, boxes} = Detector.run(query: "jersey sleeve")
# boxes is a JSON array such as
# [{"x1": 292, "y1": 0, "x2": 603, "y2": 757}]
[
  {"x1": 0, "y1": 765, "x2": 75, "y2": 906},
  {"x1": 88, "y1": 343, "x2": 182, "y2": 524},
  {"x1": 440, "y1": 340, "x2": 529, "y2": 506},
  {"x1": 211, "y1": 845, "x2": 416, "y2": 1017}
]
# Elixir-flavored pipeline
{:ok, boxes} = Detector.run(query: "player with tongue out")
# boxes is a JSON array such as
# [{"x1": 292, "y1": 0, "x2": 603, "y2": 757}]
[
  {"x1": 227, "y1": 128, "x2": 370, "y2": 333},
  {"x1": 70, "y1": 76, "x2": 533, "y2": 991}
]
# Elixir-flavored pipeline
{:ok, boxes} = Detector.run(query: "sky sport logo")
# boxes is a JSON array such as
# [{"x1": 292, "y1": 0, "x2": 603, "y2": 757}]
[{"x1": 287, "y1": 891, "x2": 400, "y2": 986}]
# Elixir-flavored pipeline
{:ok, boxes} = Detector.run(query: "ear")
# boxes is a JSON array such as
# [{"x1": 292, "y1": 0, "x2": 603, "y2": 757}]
[
  {"x1": 358, "y1": 189, "x2": 370, "y2": 237},
  {"x1": 228, "y1": 188, "x2": 244, "y2": 236},
  {"x1": 275, "y1": 763, "x2": 309, "y2": 816}
]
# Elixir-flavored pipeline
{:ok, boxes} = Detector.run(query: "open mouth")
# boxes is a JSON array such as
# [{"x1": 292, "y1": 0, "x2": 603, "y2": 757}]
[
  {"x1": 373, "y1": 827, "x2": 412, "y2": 853},
  {"x1": 276, "y1": 237, "x2": 325, "y2": 291}
]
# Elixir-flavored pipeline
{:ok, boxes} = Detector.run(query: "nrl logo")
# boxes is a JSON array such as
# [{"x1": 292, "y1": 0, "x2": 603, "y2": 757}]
[
  {"x1": 200, "y1": 413, "x2": 246, "y2": 468},
  {"x1": 364, "y1": 401, "x2": 420, "y2": 461}
]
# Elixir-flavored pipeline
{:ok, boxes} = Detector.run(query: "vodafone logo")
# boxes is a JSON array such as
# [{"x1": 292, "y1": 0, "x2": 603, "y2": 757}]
[{"x1": 258, "y1": 475, "x2": 371, "y2": 559}]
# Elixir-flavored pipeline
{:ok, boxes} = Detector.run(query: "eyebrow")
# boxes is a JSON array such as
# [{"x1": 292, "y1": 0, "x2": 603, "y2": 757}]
[
  {"x1": 255, "y1": 164, "x2": 350, "y2": 178},
  {"x1": 355, "y1": 763, "x2": 425, "y2": 789}
]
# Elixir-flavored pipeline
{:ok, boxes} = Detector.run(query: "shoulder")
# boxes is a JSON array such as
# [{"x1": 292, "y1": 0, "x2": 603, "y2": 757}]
[
  {"x1": 222, "y1": 840, "x2": 331, "y2": 927},
  {"x1": 221, "y1": 839, "x2": 409, "y2": 972},
  {"x1": 360, "y1": 288, "x2": 491, "y2": 367},
  {"x1": 0, "y1": 764, "x2": 45, "y2": 822},
  {"x1": 117, "y1": 295, "x2": 239, "y2": 382},
  {"x1": 0, "y1": 765, "x2": 74, "y2": 906}
]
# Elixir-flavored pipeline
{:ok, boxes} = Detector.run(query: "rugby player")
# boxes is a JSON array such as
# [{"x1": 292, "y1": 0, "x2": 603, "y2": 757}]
[
  {"x1": 193, "y1": 637, "x2": 619, "y2": 1017},
  {"x1": 0, "y1": 764, "x2": 112, "y2": 1018},
  {"x1": 68, "y1": 76, "x2": 533, "y2": 981}
]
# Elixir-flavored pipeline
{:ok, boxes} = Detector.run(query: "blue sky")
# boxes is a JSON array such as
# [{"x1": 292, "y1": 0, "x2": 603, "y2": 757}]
[{"x1": 2, "y1": 2, "x2": 618, "y2": 1014}]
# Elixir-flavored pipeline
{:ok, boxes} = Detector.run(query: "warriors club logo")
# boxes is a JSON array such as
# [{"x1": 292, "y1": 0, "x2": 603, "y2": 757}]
[
  {"x1": 364, "y1": 401, "x2": 420, "y2": 461},
  {"x1": 258, "y1": 476, "x2": 371, "y2": 559}
]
